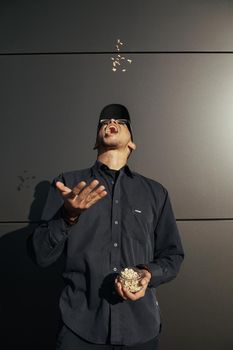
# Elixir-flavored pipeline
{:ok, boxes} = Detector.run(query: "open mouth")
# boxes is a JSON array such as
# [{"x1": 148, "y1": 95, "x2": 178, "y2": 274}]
[{"x1": 105, "y1": 124, "x2": 118, "y2": 135}]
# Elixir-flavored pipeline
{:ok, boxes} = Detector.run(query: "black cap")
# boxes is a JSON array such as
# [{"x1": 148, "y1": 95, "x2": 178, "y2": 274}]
[{"x1": 98, "y1": 104, "x2": 133, "y2": 140}]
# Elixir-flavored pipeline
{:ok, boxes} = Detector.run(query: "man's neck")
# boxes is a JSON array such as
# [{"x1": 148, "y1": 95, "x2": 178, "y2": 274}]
[{"x1": 97, "y1": 149, "x2": 128, "y2": 170}]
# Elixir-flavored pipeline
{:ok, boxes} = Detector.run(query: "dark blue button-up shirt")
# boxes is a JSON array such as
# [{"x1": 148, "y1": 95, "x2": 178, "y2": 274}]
[{"x1": 32, "y1": 160, "x2": 184, "y2": 346}]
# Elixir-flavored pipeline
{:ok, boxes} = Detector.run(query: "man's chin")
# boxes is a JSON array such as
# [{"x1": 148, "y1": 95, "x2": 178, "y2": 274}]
[
  {"x1": 99, "y1": 136, "x2": 117, "y2": 144},
  {"x1": 103, "y1": 144, "x2": 118, "y2": 150},
  {"x1": 98, "y1": 142, "x2": 119, "y2": 151}
]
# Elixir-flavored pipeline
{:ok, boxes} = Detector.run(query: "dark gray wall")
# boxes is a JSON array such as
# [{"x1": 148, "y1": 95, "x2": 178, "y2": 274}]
[{"x1": 0, "y1": 1, "x2": 232, "y2": 349}]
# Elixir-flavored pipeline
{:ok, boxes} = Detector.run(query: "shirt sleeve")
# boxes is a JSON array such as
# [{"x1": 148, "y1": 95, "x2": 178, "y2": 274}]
[
  {"x1": 30, "y1": 174, "x2": 73, "y2": 267},
  {"x1": 146, "y1": 188, "x2": 184, "y2": 288}
]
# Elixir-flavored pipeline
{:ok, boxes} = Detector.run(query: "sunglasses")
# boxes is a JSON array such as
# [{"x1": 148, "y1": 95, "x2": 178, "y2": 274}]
[{"x1": 99, "y1": 118, "x2": 130, "y2": 126}]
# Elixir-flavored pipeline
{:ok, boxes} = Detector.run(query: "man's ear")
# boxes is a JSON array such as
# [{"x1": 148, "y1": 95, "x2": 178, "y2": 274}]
[{"x1": 128, "y1": 140, "x2": 136, "y2": 152}]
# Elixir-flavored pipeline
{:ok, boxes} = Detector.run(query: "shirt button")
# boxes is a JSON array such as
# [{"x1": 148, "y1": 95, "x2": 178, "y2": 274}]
[
  {"x1": 115, "y1": 199, "x2": 119, "y2": 204},
  {"x1": 114, "y1": 242, "x2": 118, "y2": 247},
  {"x1": 111, "y1": 180, "x2": 114, "y2": 185},
  {"x1": 113, "y1": 267, "x2": 118, "y2": 272},
  {"x1": 114, "y1": 220, "x2": 118, "y2": 225}
]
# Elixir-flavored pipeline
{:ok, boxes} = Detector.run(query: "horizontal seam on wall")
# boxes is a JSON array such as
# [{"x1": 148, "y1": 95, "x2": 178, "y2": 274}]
[
  {"x1": 0, "y1": 218, "x2": 233, "y2": 224},
  {"x1": 2, "y1": 51, "x2": 233, "y2": 56}
]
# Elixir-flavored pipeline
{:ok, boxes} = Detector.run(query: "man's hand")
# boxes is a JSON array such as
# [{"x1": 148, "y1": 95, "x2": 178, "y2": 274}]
[
  {"x1": 115, "y1": 269, "x2": 152, "y2": 301},
  {"x1": 56, "y1": 179, "x2": 107, "y2": 220}
]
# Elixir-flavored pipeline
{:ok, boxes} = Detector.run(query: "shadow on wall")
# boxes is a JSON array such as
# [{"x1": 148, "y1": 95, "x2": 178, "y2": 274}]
[{"x1": 0, "y1": 181, "x2": 65, "y2": 350}]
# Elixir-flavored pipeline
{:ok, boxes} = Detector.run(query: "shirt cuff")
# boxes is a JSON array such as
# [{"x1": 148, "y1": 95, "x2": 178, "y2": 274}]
[
  {"x1": 144, "y1": 262, "x2": 164, "y2": 288},
  {"x1": 48, "y1": 217, "x2": 71, "y2": 247}
]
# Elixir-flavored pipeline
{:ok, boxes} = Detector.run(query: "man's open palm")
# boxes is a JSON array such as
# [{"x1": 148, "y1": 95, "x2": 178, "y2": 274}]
[{"x1": 56, "y1": 179, "x2": 107, "y2": 217}]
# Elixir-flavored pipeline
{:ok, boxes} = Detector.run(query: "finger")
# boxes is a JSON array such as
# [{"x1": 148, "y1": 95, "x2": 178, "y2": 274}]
[
  {"x1": 143, "y1": 270, "x2": 152, "y2": 280},
  {"x1": 78, "y1": 179, "x2": 100, "y2": 199},
  {"x1": 115, "y1": 280, "x2": 127, "y2": 300},
  {"x1": 115, "y1": 279, "x2": 128, "y2": 300},
  {"x1": 140, "y1": 277, "x2": 150, "y2": 286},
  {"x1": 84, "y1": 185, "x2": 106, "y2": 202},
  {"x1": 95, "y1": 185, "x2": 107, "y2": 195},
  {"x1": 85, "y1": 190, "x2": 107, "y2": 208},
  {"x1": 71, "y1": 181, "x2": 87, "y2": 197},
  {"x1": 78, "y1": 183, "x2": 106, "y2": 207},
  {"x1": 56, "y1": 181, "x2": 72, "y2": 194},
  {"x1": 121, "y1": 288, "x2": 139, "y2": 301},
  {"x1": 123, "y1": 286, "x2": 146, "y2": 301}
]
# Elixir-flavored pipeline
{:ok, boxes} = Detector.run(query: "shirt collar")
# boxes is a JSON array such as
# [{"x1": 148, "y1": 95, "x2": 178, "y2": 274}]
[{"x1": 91, "y1": 160, "x2": 134, "y2": 178}]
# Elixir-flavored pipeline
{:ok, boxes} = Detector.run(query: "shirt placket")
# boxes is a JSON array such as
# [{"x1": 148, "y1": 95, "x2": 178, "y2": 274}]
[{"x1": 110, "y1": 172, "x2": 123, "y2": 344}]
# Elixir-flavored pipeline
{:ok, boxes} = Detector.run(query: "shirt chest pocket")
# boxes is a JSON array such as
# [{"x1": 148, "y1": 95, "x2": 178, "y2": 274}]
[{"x1": 121, "y1": 206, "x2": 154, "y2": 244}]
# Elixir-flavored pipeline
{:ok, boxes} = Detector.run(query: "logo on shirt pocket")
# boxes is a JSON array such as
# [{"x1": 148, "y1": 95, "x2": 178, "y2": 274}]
[
  {"x1": 130, "y1": 207, "x2": 154, "y2": 239},
  {"x1": 133, "y1": 209, "x2": 142, "y2": 214}
]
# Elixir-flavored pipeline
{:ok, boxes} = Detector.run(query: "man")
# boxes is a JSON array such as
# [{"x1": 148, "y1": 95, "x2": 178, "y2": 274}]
[{"x1": 32, "y1": 104, "x2": 184, "y2": 350}]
